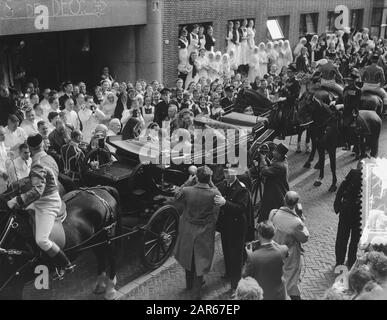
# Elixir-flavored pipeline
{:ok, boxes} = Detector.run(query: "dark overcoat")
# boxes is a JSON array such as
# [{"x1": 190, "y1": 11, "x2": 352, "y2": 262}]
[
  {"x1": 257, "y1": 159, "x2": 290, "y2": 222},
  {"x1": 174, "y1": 183, "x2": 221, "y2": 276}
]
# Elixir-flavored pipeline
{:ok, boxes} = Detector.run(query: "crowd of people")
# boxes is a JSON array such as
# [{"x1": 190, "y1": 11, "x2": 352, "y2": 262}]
[{"x1": 0, "y1": 22, "x2": 387, "y2": 299}]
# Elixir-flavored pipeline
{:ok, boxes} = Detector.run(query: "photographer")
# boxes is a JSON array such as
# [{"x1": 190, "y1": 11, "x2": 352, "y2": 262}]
[
  {"x1": 253, "y1": 143, "x2": 290, "y2": 223},
  {"x1": 269, "y1": 191, "x2": 309, "y2": 300},
  {"x1": 243, "y1": 221, "x2": 289, "y2": 300}
]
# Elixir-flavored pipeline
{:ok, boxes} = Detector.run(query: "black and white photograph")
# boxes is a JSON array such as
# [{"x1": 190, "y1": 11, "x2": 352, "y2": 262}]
[{"x1": 0, "y1": 0, "x2": 387, "y2": 306}]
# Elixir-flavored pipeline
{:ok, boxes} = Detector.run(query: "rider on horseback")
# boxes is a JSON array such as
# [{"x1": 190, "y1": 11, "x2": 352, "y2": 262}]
[
  {"x1": 343, "y1": 68, "x2": 362, "y2": 127},
  {"x1": 317, "y1": 52, "x2": 344, "y2": 97},
  {"x1": 361, "y1": 53, "x2": 387, "y2": 111},
  {"x1": 6, "y1": 134, "x2": 75, "y2": 279}
]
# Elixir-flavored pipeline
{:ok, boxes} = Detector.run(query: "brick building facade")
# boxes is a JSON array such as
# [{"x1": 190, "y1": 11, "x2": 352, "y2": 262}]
[{"x1": 162, "y1": 0, "x2": 374, "y2": 86}]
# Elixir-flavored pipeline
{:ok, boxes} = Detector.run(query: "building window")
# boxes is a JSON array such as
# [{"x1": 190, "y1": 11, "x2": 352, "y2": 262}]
[
  {"x1": 371, "y1": 7, "x2": 383, "y2": 37},
  {"x1": 351, "y1": 9, "x2": 364, "y2": 31},
  {"x1": 300, "y1": 13, "x2": 319, "y2": 37},
  {"x1": 267, "y1": 15, "x2": 290, "y2": 40},
  {"x1": 326, "y1": 11, "x2": 340, "y2": 32}
]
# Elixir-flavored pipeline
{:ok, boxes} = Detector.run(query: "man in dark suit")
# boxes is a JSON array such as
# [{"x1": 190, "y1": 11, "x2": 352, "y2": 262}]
[
  {"x1": 243, "y1": 221, "x2": 289, "y2": 300},
  {"x1": 154, "y1": 88, "x2": 171, "y2": 127},
  {"x1": 333, "y1": 164, "x2": 362, "y2": 269},
  {"x1": 59, "y1": 81, "x2": 74, "y2": 111},
  {"x1": 254, "y1": 143, "x2": 290, "y2": 223},
  {"x1": 220, "y1": 86, "x2": 235, "y2": 110},
  {"x1": 215, "y1": 164, "x2": 252, "y2": 296}
]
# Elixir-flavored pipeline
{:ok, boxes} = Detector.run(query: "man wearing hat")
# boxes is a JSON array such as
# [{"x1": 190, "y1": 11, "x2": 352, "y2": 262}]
[
  {"x1": 215, "y1": 163, "x2": 254, "y2": 297},
  {"x1": 317, "y1": 51, "x2": 344, "y2": 96},
  {"x1": 343, "y1": 69, "x2": 362, "y2": 127},
  {"x1": 154, "y1": 88, "x2": 171, "y2": 127},
  {"x1": 255, "y1": 142, "x2": 290, "y2": 223},
  {"x1": 6, "y1": 134, "x2": 75, "y2": 279},
  {"x1": 220, "y1": 86, "x2": 235, "y2": 109},
  {"x1": 361, "y1": 53, "x2": 387, "y2": 108}
]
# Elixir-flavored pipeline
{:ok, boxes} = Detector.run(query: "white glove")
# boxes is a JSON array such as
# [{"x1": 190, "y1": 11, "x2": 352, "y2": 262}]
[{"x1": 7, "y1": 197, "x2": 18, "y2": 209}]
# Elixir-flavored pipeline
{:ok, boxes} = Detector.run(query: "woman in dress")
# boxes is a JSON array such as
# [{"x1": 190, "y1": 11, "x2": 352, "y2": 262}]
[
  {"x1": 293, "y1": 37, "x2": 307, "y2": 60},
  {"x1": 272, "y1": 41, "x2": 280, "y2": 72},
  {"x1": 185, "y1": 51, "x2": 200, "y2": 90},
  {"x1": 226, "y1": 21, "x2": 235, "y2": 54},
  {"x1": 198, "y1": 26, "x2": 206, "y2": 51},
  {"x1": 240, "y1": 19, "x2": 249, "y2": 66},
  {"x1": 196, "y1": 48, "x2": 209, "y2": 80},
  {"x1": 257, "y1": 42, "x2": 268, "y2": 77},
  {"x1": 141, "y1": 96, "x2": 155, "y2": 127},
  {"x1": 266, "y1": 41, "x2": 279, "y2": 71},
  {"x1": 204, "y1": 26, "x2": 216, "y2": 52},
  {"x1": 100, "y1": 91, "x2": 117, "y2": 124},
  {"x1": 247, "y1": 19, "x2": 256, "y2": 52},
  {"x1": 178, "y1": 28, "x2": 190, "y2": 85},
  {"x1": 276, "y1": 40, "x2": 285, "y2": 74},
  {"x1": 248, "y1": 46, "x2": 260, "y2": 83},
  {"x1": 220, "y1": 53, "x2": 232, "y2": 84},
  {"x1": 214, "y1": 51, "x2": 223, "y2": 82},
  {"x1": 232, "y1": 20, "x2": 241, "y2": 67},
  {"x1": 207, "y1": 51, "x2": 218, "y2": 83},
  {"x1": 188, "y1": 24, "x2": 200, "y2": 55},
  {"x1": 283, "y1": 40, "x2": 293, "y2": 67}
]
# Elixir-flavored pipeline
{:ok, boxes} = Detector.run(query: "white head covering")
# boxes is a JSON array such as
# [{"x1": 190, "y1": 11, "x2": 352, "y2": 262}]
[{"x1": 259, "y1": 42, "x2": 266, "y2": 51}]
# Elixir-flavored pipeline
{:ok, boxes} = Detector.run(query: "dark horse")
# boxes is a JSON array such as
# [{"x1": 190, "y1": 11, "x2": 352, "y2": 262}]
[
  {"x1": 0, "y1": 186, "x2": 121, "y2": 300},
  {"x1": 297, "y1": 93, "x2": 382, "y2": 192}
]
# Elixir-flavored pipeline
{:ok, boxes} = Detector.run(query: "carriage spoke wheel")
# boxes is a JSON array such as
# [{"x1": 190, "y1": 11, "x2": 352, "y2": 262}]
[{"x1": 141, "y1": 205, "x2": 179, "y2": 269}]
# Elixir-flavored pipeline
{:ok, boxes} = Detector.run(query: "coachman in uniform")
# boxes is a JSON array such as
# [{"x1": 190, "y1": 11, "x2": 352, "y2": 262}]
[
  {"x1": 215, "y1": 163, "x2": 254, "y2": 296},
  {"x1": 333, "y1": 164, "x2": 362, "y2": 269},
  {"x1": 6, "y1": 134, "x2": 75, "y2": 279}
]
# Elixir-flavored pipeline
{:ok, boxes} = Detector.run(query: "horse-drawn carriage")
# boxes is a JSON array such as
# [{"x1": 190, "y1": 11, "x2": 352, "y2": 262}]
[{"x1": 0, "y1": 107, "x2": 279, "y2": 300}]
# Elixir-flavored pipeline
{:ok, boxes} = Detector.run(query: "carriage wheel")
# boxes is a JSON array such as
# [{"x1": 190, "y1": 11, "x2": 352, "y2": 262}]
[{"x1": 141, "y1": 205, "x2": 179, "y2": 269}]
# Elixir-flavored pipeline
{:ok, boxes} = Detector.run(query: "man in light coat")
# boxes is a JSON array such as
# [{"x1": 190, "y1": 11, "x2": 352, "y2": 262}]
[
  {"x1": 174, "y1": 165, "x2": 221, "y2": 299},
  {"x1": 269, "y1": 191, "x2": 309, "y2": 300}
]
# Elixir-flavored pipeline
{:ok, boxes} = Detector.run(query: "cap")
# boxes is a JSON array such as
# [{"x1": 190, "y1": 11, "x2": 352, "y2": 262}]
[
  {"x1": 263, "y1": 74, "x2": 269, "y2": 79},
  {"x1": 287, "y1": 64, "x2": 297, "y2": 72},
  {"x1": 344, "y1": 68, "x2": 360, "y2": 80},
  {"x1": 8, "y1": 114, "x2": 20, "y2": 123},
  {"x1": 160, "y1": 88, "x2": 171, "y2": 95},
  {"x1": 63, "y1": 80, "x2": 72, "y2": 87},
  {"x1": 223, "y1": 162, "x2": 246, "y2": 175},
  {"x1": 224, "y1": 85, "x2": 234, "y2": 92},
  {"x1": 275, "y1": 143, "x2": 289, "y2": 156},
  {"x1": 27, "y1": 134, "x2": 43, "y2": 150},
  {"x1": 371, "y1": 53, "x2": 380, "y2": 61}
]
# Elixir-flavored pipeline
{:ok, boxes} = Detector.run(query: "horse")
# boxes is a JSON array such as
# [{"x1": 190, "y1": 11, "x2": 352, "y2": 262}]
[
  {"x1": 0, "y1": 186, "x2": 121, "y2": 300},
  {"x1": 297, "y1": 95, "x2": 382, "y2": 192},
  {"x1": 360, "y1": 91, "x2": 383, "y2": 116},
  {"x1": 234, "y1": 88, "x2": 273, "y2": 115}
]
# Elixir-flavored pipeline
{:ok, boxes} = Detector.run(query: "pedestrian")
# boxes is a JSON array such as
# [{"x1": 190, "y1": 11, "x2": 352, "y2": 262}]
[
  {"x1": 243, "y1": 221, "x2": 289, "y2": 300},
  {"x1": 153, "y1": 88, "x2": 171, "y2": 127},
  {"x1": 333, "y1": 164, "x2": 362, "y2": 269},
  {"x1": 269, "y1": 191, "x2": 309, "y2": 300},
  {"x1": 174, "y1": 165, "x2": 221, "y2": 299},
  {"x1": 255, "y1": 142, "x2": 290, "y2": 223},
  {"x1": 215, "y1": 163, "x2": 254, "y2": 297}
]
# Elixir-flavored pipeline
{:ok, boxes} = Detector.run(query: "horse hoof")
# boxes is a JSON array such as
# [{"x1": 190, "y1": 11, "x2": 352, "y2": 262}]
[
  {"x1": 329, "y1": 185, "x2": 337, "y2": 193},
  {"x1": 104, "y1": 288, "x2": 118, "y2": 300},
  {"x1": 104, "y1": 276, "x2": 118, "y2": 300},
  {"x1": 314, "y1": 180, "x2": 322, "y2": 187},
  {"x1": 314, "y1": 163, "x2": 321, "y2": 170},
  {"x1": 303, "y1": 162, "x2": 311, "y2": 169}
]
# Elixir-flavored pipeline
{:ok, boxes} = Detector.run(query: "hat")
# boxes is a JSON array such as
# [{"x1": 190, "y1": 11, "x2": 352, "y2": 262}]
[
  {"x1": 344, "y1": 68, "x2": 360, "y2": 81},
  {"x1": 371, "y1": 53, "x2": 380, "y2": 61},
  {"x1": 224, "y1": 85, "x2": 234, "y2": 92},
  {"x1": 287, "y1": 64, "x2": 297, "y2": 72},
  {"x1": 160, "y1": 88, "x2": 171, "y2": 95},
  {"x1": 63, "y1": 80, "x2": 72, "y2": 87},
  {"x1": 223, "y1": 162, "x2": 246, "y2": 175},
  {"x1": 8, "y1": 114, "x2": 20, "y2": 123},
  {"x1": 27, "y1": 134, "x2": 43, "y2": 150},
  {"x1": 275, "y1": 143, "x2": 289, "y2": 156}
]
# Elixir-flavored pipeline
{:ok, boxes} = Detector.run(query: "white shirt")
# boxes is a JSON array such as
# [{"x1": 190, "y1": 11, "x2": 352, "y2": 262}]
[
  {"x1": 64, "y1": 109, "x2": 80, "y2": 130},
  {"x1": 20, "y1": 120, "x2": 38, "y2": 137},
  {"x1": 40, "y1": 99, "x2": 51, "y2": 122},
  {"x1": 78, "y1": 107, "x2": 106, "y2": 143},
  {"x1": 7, "y1": 156, "x2": 32, "y2": 184},
  {"x1": 4, "y1": 127, "x2": 28, "y2": 155},
  {"x1": 0, "y1": 142, "x2": 9, "y2": 173}
]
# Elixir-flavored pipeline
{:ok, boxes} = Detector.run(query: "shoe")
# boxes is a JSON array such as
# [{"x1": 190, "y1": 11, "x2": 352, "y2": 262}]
[{"x1": 52, "y1": 250, "x2": 76, "y2": 279}]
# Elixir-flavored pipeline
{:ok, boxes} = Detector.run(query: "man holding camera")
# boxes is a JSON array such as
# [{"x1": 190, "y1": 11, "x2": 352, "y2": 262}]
[
  {"x1": 254, "y1": 143, "x2": 290, "y2": 223},
  {"x1": 243, "y1": 221, "x2": 289, "y2": 300},
  {"x1": 269, "y1": 191, "x2": 309, "y2": 300}
]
